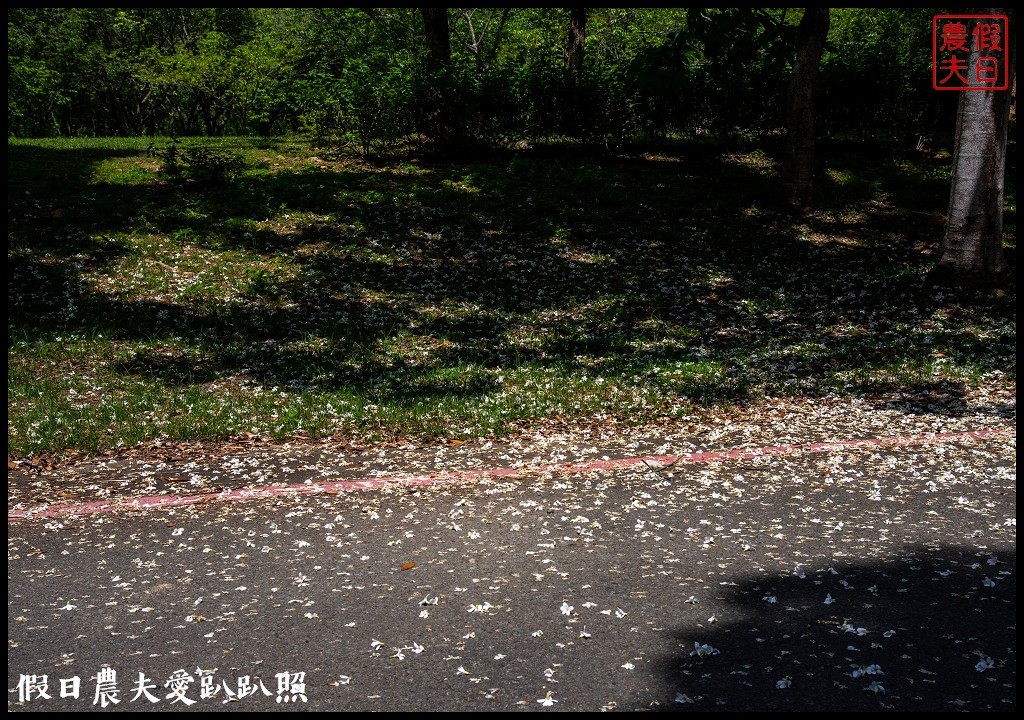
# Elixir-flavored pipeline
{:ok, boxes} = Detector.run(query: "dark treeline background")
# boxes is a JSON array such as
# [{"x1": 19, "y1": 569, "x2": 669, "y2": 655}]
[{"x1": 8, "y1": 8, "x2": 954, "y2": 151}]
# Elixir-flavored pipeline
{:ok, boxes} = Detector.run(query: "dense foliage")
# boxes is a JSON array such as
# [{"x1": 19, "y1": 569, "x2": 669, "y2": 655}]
[{"x1": 8, "y1": 8, "x2": 958, "y2": 150}]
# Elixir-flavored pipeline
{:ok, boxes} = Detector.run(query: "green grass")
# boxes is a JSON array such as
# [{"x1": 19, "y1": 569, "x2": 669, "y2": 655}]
[{"x1": 7, "y1": 136, "x2": 1016, "y2": 457}]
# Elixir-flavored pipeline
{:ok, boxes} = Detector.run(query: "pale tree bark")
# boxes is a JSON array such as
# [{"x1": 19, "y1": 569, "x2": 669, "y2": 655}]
[
  {"x1": 458, "y1": 8, "x2": 510, "y2": 75},
  {"x1": 930, "y1": 8, "x2": 1015, "y2": 288},
  {"x1": 566, "y1": 8, "x2": 587, "y2": 82},
  {"x1": 781, "y1": 8, "x2": 830, "y2": 209}
]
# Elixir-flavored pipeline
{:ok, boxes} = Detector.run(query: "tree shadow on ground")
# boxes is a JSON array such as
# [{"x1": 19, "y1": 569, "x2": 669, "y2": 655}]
[
  {"x1": 7, "y1": 140, "x2": 1017, "y2": 438},
  {"x1": 653, "y1": 544, "x2": 1016, "y2": 712}
]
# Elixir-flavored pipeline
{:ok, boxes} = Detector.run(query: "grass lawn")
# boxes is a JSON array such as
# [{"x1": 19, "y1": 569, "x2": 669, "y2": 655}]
[{"x1": 7, "y1": 135, "x2": 1016, "y2": 459}]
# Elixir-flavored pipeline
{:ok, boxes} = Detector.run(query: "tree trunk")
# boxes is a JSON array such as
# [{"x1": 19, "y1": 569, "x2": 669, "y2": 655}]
[
  {"x1": 419, "y1": 7, "x2": 454, "y2": 147},
  {"x1": 421, "y1": 8, "x2": 451, "y2": 77},
  {"x1": 781, "y1": 8, "x2": 830, "y2": 209},
  {"x1": 930, "y1": 9, "x2": 1015, "y2": 289},
  {"x1": 566, "y1": 8, "x2": 586, "y2": 82}
]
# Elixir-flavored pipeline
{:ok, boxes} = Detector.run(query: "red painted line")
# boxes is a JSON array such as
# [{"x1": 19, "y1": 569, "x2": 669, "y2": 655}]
[{"x1": 8, "y1": 427, "x2": 1015, "y2": 521}]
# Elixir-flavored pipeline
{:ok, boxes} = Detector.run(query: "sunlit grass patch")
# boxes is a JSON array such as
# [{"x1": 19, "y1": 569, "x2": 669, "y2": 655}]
[{"x1": 7, "y1": 137, "x2": 1016, "y2": 457}]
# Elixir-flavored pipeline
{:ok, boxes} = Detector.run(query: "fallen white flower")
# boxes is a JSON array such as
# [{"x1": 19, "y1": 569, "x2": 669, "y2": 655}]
[{"x1": 690, "y1": 642, "x2": 719, "y2": 657}]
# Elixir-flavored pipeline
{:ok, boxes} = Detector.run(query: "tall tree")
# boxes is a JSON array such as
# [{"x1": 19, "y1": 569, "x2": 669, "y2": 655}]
[
  {"x1": 419, "y1": 7, "x2": 455, "y2": 145},
  {"x1": 420, "y1": 7, "x2": 451, "y2": 77},
  {"x1": 930, "y1": 9, "x2": 1016, "y2": 288},
  {"x1": 781, "y1": 8, "x2": 830, "y2": 209},
  {"x1": 566, "y1": 8, "x2": 587, "y2": 81}
]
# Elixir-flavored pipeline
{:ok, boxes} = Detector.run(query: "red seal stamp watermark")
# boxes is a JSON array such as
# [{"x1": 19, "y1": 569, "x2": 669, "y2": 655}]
[{"x1": 933, "y1": 14, "x2": 1009, "y2": 90}]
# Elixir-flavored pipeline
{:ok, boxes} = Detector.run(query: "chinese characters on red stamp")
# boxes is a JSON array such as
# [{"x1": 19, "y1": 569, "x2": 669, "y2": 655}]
[{"x1": 933, "y1": 14, "x2": 1009, "y2": 90}]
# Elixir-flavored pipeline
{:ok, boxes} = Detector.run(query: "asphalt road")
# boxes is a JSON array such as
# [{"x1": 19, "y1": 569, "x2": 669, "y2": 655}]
[{"x1": 8, "y1": 429, "x2": 1016, "y2": 712}]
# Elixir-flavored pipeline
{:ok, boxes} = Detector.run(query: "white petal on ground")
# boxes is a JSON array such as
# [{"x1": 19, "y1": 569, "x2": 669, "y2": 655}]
[{"x1": 537, "y1": 691, "x2": 557, "y2": 706}]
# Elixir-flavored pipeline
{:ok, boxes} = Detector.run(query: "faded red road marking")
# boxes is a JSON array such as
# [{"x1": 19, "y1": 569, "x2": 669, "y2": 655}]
[{"x1": 8, "y1": 427, "x2": 1015, "y2": 521}]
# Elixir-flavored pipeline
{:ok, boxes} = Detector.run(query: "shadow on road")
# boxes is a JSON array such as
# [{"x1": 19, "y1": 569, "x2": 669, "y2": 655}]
[{"x1": 655, "y1": 543, "x2": 1016, "y2": 711}]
